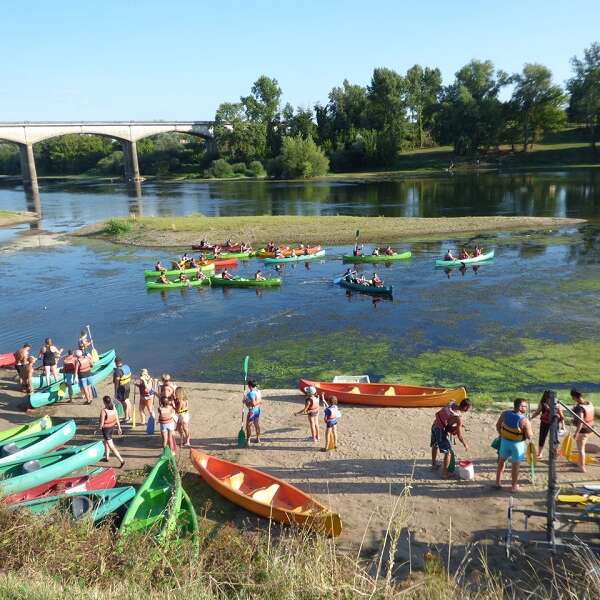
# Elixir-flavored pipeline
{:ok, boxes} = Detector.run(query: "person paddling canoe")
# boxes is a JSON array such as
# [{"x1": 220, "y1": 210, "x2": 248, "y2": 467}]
[
  {"x1": 475, "y1": 246, "x2": 483, "y2": 257},
  {"x1": 157, "y1": 272, "x2": 171, "y2": 285},
  {"x1": 372, "y1": 247, "x2": 380, "y2": 256},
  {"x1": 371, "y1": 272, "x2": 383, "y2": 287},
  {"x1": 193, "y1": 268, "x2": 207, "y2": 281},
  {"x1": 255, "y1": 270, "x2": 266, "y2": 281},
  {"x1": 154, "y1": 260, "x2": 166, "y2": 273},
  {"x1": 431, "y1": 398, "x2": 471, "y2": 478},
  {"x1": 296, "y1": 385, "x2": 321, "y2": 442},
  {"x1": 458, "y1": 248, "x2": 471, "y2": 260},
  {"x1": 221, "y1": 269, "x2": 234, "y2": 280},
  {"x1": 178, "y1": 272, "x2": 190, "y2": 284},
  {"x1": 444, "y1": 249, "x2": 456, "y2": 261},
  {"x1": 384, "y1": 246, "x2": 396, "y2": 256}
]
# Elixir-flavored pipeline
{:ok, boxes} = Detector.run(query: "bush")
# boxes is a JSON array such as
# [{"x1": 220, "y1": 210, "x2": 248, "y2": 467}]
[
  {"x1": 272, "y1": 136, "x2": 329, "y2": 179},
  {"x1": 103, "y1": 218, "x2": 132, "y2": 235},
  {"x1": 247, "y1": 160, "x2": 267, "y2": 178},
  {"x1": 231, "y1": 162, "x2": 247, "y2": 175},
  {"x1": 208, "y1": 158, "x2": 234, "y2": 178}
]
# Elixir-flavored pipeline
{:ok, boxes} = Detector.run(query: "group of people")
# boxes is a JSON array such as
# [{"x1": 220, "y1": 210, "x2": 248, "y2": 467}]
[
  {"x1": 443, "y1": 246, "x2": 484, "y2": 261},
  {"x1": 429, "y1": 389, "x2": 597, "y2": 493},
  {"x1": 297, "y1": 386, "x2": 341, "y2": 451},
  {"x1": 352, "y1": 244, "x2": 397, "y2": 257},
  {"x1": 343, "y1": 268, "x2": 384, "y2": 287}
]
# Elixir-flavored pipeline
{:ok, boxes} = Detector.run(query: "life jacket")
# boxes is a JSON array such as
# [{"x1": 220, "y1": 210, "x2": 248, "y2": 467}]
[
  {"x1": 116, "y1": 365, "x2": 131, "y2": 386},
  {"x1": 138, "y1": 378, "x2": 153, "y2": 398},
  {"x1": 500, "y1": 411, "x2": 525, "y2": 441},
  {"x1": 103, "y1": 408, "x2": 117, "y2": 428},
  {"x1": 578, "y1": 404, "x2": 595, "y2": 426},
  {"x1": 326, "y1": 405, "x2": 340, "y2": 422},
  {"x1": 308, "y1": 395, "x2": 319, "y2": 412},
  {"x1": 77, "y1": 356, "x2": 93, "y2": 375},
  {"x1": 63, "y1": 355, "x2": 77, "y2": 373},
  {"x1": 434, "y1": 404, "x2": 458, "y2": 429}
]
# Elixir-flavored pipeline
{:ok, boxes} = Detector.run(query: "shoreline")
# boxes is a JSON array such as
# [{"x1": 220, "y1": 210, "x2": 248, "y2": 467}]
[{"x1": 0, "y1": 210, "x2": 38, "y2": 228}]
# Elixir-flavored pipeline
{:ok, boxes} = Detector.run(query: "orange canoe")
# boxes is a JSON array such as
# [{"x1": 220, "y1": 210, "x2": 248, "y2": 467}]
[
  {"x1": 298, "y1": 378, "x2": 467, "y2": 408},
  {"x1": 256, "y1": 245, "x2": 321, "y2": 258},
  {"x1": 190, "y1": 449, "x2": 342, "y2": 537}
]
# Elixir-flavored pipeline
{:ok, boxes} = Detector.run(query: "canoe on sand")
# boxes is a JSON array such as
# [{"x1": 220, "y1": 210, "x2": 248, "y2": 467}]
[
  {"x1": 0, "y1": 416, "x2": 53, "y2": 444},
  {"x1": 297, "y1": 378, "x2": 467, "y2": 408},
  {"x1": 342, "y1": 251, "x2": 411, "y2": 263},
  {"x1": 435, "y1": 250, "x2": 495, "y2": 268},
  {"x1": 190, "y1": 449, "x2": 342, "y2": 537},
  {"x1": 0, "y1": 353, "x2": 15, "y2": 368}
]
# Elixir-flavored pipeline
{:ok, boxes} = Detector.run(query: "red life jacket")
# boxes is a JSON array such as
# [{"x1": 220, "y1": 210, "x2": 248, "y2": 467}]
[{"x1": 63, "y1": 355, "x2": 77, "y2": 373}]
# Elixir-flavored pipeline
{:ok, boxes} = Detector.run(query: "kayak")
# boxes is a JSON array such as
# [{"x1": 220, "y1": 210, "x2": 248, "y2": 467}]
[
  {"x1": 146, "y1": 277, "x2": 211, "y2": 290},
  {"x1": 435, "y1": 250, "x2": 495, "y2": 268},
  {"x1": 342, "y1": 251, "x2": 411, "y2": 263},
  {"x1": 144, "y1": 263, "x2": 217, "y2": 279},
  {"x1": 191, "y1": 243, "x2": 249, "y2": 253},
  {"x1": 30, "y1": 353, "x2": 116, "y2": 408},
  {"x1": 120, "y1": 447, "x2": 182, "y2": 539},
  {"x1": 335, "y1": 277, "x2": 393, "y2": 296},
  {"x1": 0, "y1": 416, "x2": 53, "y2": 444},
  {"x1": 210, "y1": 276, "x2": 282, "y2": 288},
  {"x1": 191, "y1": 449, "x2": 342, "y2": 537},
  {"x1": 0, "y1": 420, "x2": 76, "y2": 466},
  {"x1": 263, "y1": 250, "x2": 326, "y2": 264},
  {"x1": 297, "y1": 378, "x2": 468, "y2": 408},
  {"x1": 2, "y1": 467, "x2": 117, "y2": 504},
  {"x1": 172, "y1": 253, "x2": 250, "y2": 268},
  {"x1": 14, "y1": 486, "x2": 136, "y2": 523},
  {"x1": 31, "y1": 349, "x2": 115, "y2": 392},
  {"x1": 0, "y1": 440, "x2": 104, "y2": 497},
  {"x1": 558, "y1": 494, "x2": 600, "y2": 505},
  {"x1": 0, "y1": 352, "x2": 15, "y2": 368},
  {"x1": 256, "y1": 245, "x2": 321, "y2": 259}
]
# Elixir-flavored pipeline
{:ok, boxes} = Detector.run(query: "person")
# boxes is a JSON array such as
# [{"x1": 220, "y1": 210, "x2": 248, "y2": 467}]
[
  {"x1": 78, "y1": 330, "x2": 92, "y2": 356},
  {"x1": 154, "y1": 260, "x2": 166, "y2": 273},
  {"x1": 212, "y1": 245, "x2": 222, "y2": 257},
  {"x1": 384, "y1": 246, "x2": 396, "y2": 256},
  {"x1": 224, "y1": 238, "x2": 234, "y2": 248},
  {"x1": 458, "y1": 248, "x2": 471, "y2": 260},
  {"x1": 13, "y1": 343, "x2": 31, "y2": 392},
  {"x1": 371, "y1": 272, "x2": 383, "y2": 287},
  {"x1": 372, "y1": 247, "x2": 380, "y2": 256},
  {"x1": 221, "y1": 268, "x2": 234, "y2": 280},
  {"x1": 158, "y1": 272, "x2": 171, "y2": 285},
  {"x1": 179, "y1": 272, "x2": 190, "y2": 284},
  {"x1": 23, "y1": 355, "x2": 37, "y2": 395},
  {"x1": 99, "y1": 396, "x2": 124, "y2": 466},
  {"x1": 174, "y1": 386, "x2": 191, "y2": 447},
  {"x1": 62, "y1": 350, "x2": 78, "y2": 402},
  {"x1": 158, "y1": 373, "x2": 176, "y2": 404},
  {"x1": 193, "y1": 268, "x2": 207, "y2": 281},
  {"x1": 323, "y1": 396, "x2": 341, "y2": 451},
  {"x1": 75, "y1": 349, "x2": 94, "y2": 404},
  {"x1": 255, "y1": 270, "x2": 266, "y2": 281},
  {"x1": 181, "y1": 252, "x2": 190, "y2": 263},
  {"x1": 113, "y1": 357, "x2": 132, "y2": 423},
  {"x1": 266, "y1": 241, "x2": 275, "y2": 253},
  {"x1": 244, "y1": 379, "x2": 262, "y2": 445},
  {"x1": 296, "y1": 385, "x2": 320, "y2": 442},
  {"x1": 531, "y1": 390, "x2": 564, "y2": 459},
  {"x1": 495, "y1": 398, "x2": 533, "y2": 492},
  {"x1": 571, "y1": 389, "x2": 595, "y2": 473},
  {"x1": 158, "y1": 396, "x2": 176, "y2": 449},
  {"x1": 474, "y1": 246, "x2": 483, "y2": 257},
  {"x1": 39, "y1": 338, "x2": 63, "y2": 387},
  {"x1": 353, "y1": 243, "x2": 363, "y2": 257},
  {"x1": 136, "y1": 369, "x2": 155, "y2": 425},
  {"x1": 274, "y1": 247, "x2": 284, "y2": 259},
  {"x1": 431, "y1": 399, "x2": 471, "y2": 478},
  {"x1": 444, "y1": 249, "x2": 456, "y2": 261}
]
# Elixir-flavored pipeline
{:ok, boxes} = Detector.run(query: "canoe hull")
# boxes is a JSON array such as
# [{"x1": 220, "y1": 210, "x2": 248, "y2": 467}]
[
  {"x1": 0, "y1": 353, "x2": 15, "y2": 368},
  {"x1": 342, "y1": 251, "x2": 411, "y2": 263},
  {"x1": 0, "y1": 416, "x2": 53, "y2": 444},
  {"x1": 257, "y1": 246, "x2": 321, "y2": 259},
  {"x1": 298, "y1": 378, "x2": 467, "y2": 408},
  {"x1": 210, "y1": 277, "x2": 282, "y2": 288},
  {"x1": 335, "y1": 277, "x2": 393, "y2": 296},
  {"x1": 146, "y1": 278, "x2": 210, "y2": 290},
  {"x1": 263, "y1": 250, "x2": 326, "y2": 264},
  {"x1": 435, "y1": 250, "x2": 495, "y2": 268},
  {"x1": 144, "y1": 263, "x2": 217, "y2": 278}
]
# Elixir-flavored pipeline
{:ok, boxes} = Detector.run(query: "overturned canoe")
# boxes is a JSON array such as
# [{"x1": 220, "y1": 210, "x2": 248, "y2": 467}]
[
  {"x1": 263, "y1": 250, "x2": 326, "y2": 264},
  {"x1": 0, "y1": 416, "x2": 53, "y2": 444},
  {"x1": 191, "y1": 449, "x2": 342, "y2": 537},
  {"x1": 342, "y1": 251, "x2": 411, "y2": 263},
  {"x1": 146, "y1": 277, "x2": 211, "y2": 290},
  {"x1": 435, "y1": 250, "x2": 495, "y2": 268},
  {"x1": 335, "y1": 277, "x2": 393, "y2": 296},
  {"x1": 297, "y1": 378, "x2": 467, "y2": 408},
  {"x1": 210, "y1": 276, "x2": 282, "y2": 288}
]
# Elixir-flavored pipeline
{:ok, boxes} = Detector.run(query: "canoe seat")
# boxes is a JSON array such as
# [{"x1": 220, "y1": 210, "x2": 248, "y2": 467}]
[
  {"x1": 251, "y1": 484, "x2": 279, "y2": 504},
  {"x1": 22, "y1": 459, "x2": 41, "y2": 473},
  {"x1": 1, "y1": 443, "x2": 19, "y2": 457},
  {"x1": 222, "y1": 472, "x2": 245, "y2": 491},
  {"x1": 349, "y1": 387, "x2": 360, "y2": 394},
  {"x1": 290, "y1": 505, "x2": 312, "y2": 515},
  {"x1": 384, "y1": 387, "x2": 396, "y2": 396},
  {"x1": 71, "y1": 495, "x2": 93, "y2": 519}
]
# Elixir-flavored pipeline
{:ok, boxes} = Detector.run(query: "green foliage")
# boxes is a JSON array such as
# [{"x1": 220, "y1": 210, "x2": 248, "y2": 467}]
[
  {"x1": 103, "y1": 218, "x2": 132, "y2": 235},
  {"x1": 35, "y1": 134, "x2": 115, "y2": 174},
  {"x1": 272, "y1": 135, "x2": 329, "y2": 178},
  {"x1": 0, "y1": 143, "x2": 20, "y2": 175},
  {"x1": 206, "y1": 158, "x2": 234, "y2": 178},
  {"x1": 247, "y1": 160, "x2": 266, "y2": 177}
]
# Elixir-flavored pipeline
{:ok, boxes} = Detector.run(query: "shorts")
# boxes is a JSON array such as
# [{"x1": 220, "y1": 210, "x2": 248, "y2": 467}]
[
  {"x1": 79, "y1": 375, "x2": 92, "y2": 388},
  {"x1": 247, "y1": 408, "x2": 261, "y2": 423},
  {"x1": 177, "y1": 412, "x2": 190, "y2": 424},
  {"x1": 430, "y1": 425, "x2": 451, "y2": 454},
  {"x1": 65, "y1": 372, "x2": 76, "y2": 386},
  {"x1": 326, "y1": 420, "x2": 338, "y2": 428},
  {"x1": 116, "y1": 385, "x2": 130, "y2": 402},
  {"x1": 499, "y1": 438, "x2": 526, "y2": 462},
  {"x1": 160, "y1": 422, "x2": 175, "y2": 432},
  {"x1": 307, "y1": 410, "x2": 319, "y2": 417},
  {"x1": 102, "y1": 426, "x2": 114, "y2": 441}
]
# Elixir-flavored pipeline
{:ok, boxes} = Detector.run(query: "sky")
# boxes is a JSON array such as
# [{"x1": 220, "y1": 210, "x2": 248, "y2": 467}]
[{"x1": 1, "y1": 0, "x2": 599, "y2": 121}]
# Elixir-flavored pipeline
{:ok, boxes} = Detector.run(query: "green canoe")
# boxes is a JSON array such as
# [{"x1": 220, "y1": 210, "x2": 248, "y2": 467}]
[
  {"x1": 204, "y1": 251, "x2": 252, "y2": 259},
  {"x1": 30, "y1": 353, "x2": 116, "y2": 408},
  {"x1": 146, "y1": 277, "x2": 211, "y2": 290},
  {"x1": 263, "y1": 250, "x2": 326, "y2": 264},
  {"x1": 120, "y1": 447, "x2": 182, "y2": 539},
  {"x1": 0, "y1": 416, "x2": 53, "y2": 444},
  {"x1": 13, "y1": 486, "x2": 136, "y2": 523},
  {"x1": 176, "y1": 489, "x2": 199, "y2": 553},
  {"x1": 0, "y1": 420, "x2": 76, "y2": 466},
  {"x1": 209, "y1": 276, "x2": 282, "y2": 288},
  {"x1": 143, "y1": 263, "x2": 215, "y2": 279},
  {"x1": 435, "y1": 250, "x2": 495, "y2": 268},
  {"x1": 31, "y1": 349, "x2": 115, "y2": 392},
  {"x1": 342, "y1": 251, "x2": 412, "y2": 263},
  {"x1": 0, "y1": 441, "x2": 104, "y2": 497}
]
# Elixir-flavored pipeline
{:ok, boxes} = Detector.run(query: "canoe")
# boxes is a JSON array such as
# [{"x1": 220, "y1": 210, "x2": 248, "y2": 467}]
[
  {"x1": 0, "y1": 440, "x2": 104, "y2": 497},
  {"x1": 146, "y1": 277, "x2": 211, "y2": 290},
  {"x1": 30, "y1": 353, "x2": 116, "y2": 408},
  {"x1": 0, "y1": 416, "x2": 53, "y2": 444},
  {"x1": 435, "y1": 250, "x2": 495, "y2": 268},
  {"x1": 0, "y1": 420, "x2": 76, "y2": 466},
  {"x1": 0, "y1": 352, "x2": 15, "y2": 368},
  {"x1": 210, "y1": 276, "x2": 282, "y2": 288},
  {"x1": 176, "y1": 489, "x2": 199, "y2": 551},
  {"x1": 2, "y1": 467, "x2": 117, "y2": 504},
  {"x1": 263, "y1": 250, "x2": 326, "y2": 264},
  {"x1": 14, "y1": 486, "x2": 136, "y2": 523},
  {"x1": 191, "y1": 449, "x2": 342, "y2": 537},
  {"x1": 191, "y1": 243, "x2": 248, "y2": 252},
  {"x1": 297, "y1": 378, "x2": 468, "y2": 408},
  {"x1": 256, "y1": 245, "x2": 321, "y2": 259},
  {"x1": 31, "y1": 349, "x2": 115, "y2": 392},
  {"x1": 173, "y1": 253, "x2": 250, "y2": 268},
  {"x1": 342, "y1": 251, "x2": 412, "y2": 263},
  {"x1": 335, "y1": 277, "x2": 393, "y2": 296},
  {"x1": 120, "y1": 447, "x2": 182, "y2": 539},
  {"x1": 144, "y1": 263, "x2": 217, "y2": 279}
]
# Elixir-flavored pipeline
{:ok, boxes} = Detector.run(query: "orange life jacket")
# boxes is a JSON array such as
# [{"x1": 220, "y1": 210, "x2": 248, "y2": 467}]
[{"x1": 63, "y1": 355, "x2": 77, "y2": 373}]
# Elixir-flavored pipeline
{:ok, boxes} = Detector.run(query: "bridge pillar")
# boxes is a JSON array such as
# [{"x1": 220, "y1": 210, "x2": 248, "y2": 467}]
[
  {"x1": 19, "y1": 143, "x2": 39, "y2": 194},
  {"x1": 122, "y1": 140, "x2": 141, "y2": 182}
]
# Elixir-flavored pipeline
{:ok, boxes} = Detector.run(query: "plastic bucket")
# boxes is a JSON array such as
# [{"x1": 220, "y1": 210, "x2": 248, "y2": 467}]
[{"x1": 458, "y1": 459, "x2": 474, "y2": 480}]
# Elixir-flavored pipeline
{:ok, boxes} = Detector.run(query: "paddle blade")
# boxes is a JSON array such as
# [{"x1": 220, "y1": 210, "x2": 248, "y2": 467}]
[
  {"x1": 561, "y1": 433, "x2": 574, "y2": 457},
  {"x1": 243, "y1": 355, "x2": 249, "y2": 380},
  {"x1": 355, "y1": 229, "x2": 360, "y2": 239},
  {"x1": 57, "y1": 383, "x2": 67, "y2": 399},
  {"x1": 237, "y1": 426, "x2": 247, "y2": 448},
  {"x1": 91, "y1": 348, "x2": 99, "y2": 363},
  {"x1": 448, "y1": 449, "x2": 456, "y2": 473},
  {"x1": 115, "y1": 401, "x2": 124, "y2": 419},
  {"x1": 146, "y1": 414, "x2": 155, "y2": 435}
]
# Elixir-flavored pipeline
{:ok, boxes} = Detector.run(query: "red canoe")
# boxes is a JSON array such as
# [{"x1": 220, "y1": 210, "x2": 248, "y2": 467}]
[
  {"x1": 191, "y1": 243, "x2": 246, "y2": 252},
  {"x1": 297, "y1": 378, "x2": 467, "y2": 408},
  {"x1": 170, "y1": 258, "x2": 238, "y2": 270},
  {"x1": 0, "y1": 353, "x2": 16, "y2": 368},
  {"x1": 1, "y1": 467, "x2": 117, "y2": 504}
]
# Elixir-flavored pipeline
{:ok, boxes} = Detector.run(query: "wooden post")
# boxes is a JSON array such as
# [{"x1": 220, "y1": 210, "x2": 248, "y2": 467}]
[{"x1": 546, "y1": 391, "x2": 558, "y2": 548}]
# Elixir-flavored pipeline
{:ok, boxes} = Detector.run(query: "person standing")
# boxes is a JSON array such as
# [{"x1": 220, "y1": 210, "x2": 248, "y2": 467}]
[
  {"x1": 74, "y1": 349, "x2": 94, "y2": 405},
  {"x1": 158, "y1": 397, "x2": 176, "y2": 449},
  {"x1": 495, "y1": 398, "x2": 533, "y2": 492},
  {"x1": 530, "y1": 390, "x2": 564, "y2": 459},
  {"x1": 78, "y1": 329, "x2": 92, "y2": 356},
  {"x1": 136, "y1": 369, "x2": 155, "y2": 425},
  {"x1": 571, "y1": 389, "x2": 595, "y2": 473},
  {"x1": 323, "y1": 396, "x2": 341, "y2": 451},
  {"x1": 430, "y1": 399, "x2": 471, "y2": 478},
  {"x1": 62, "y1": 350, "x2": 78, "y2": 402},
  {"x1": 98, "y1": 396, "x2": 124, "y2": 467},
  {"x1": 38, "y1": 338, "x2": 63, "y2": 387},
  {"x1": 23, "y1": 356, "x2": 37, "y2": 395},
  {"x1": 244, "y1": 380, "x2": 262, "y2": 445},
  {"x1": 158, "y1": 374, "x2": 176, "y2": 404},
  {"x1": 174, "y1": 386, "x2": 191, "y2": 447},
  {"x1": 296, "y1": 385, "x2": 320, "y2": 442},
  {"x1": 13, "y1": 343, "x2": 31, "y2": 392},
  {"x1": 113, "y1": 357, "x2": 132, "y2": 423}
]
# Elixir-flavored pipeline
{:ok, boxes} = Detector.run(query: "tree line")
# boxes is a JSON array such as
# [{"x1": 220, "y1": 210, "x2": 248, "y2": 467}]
[{"x1": 0, "y1": 42, "x2": 599, "y2": 179}]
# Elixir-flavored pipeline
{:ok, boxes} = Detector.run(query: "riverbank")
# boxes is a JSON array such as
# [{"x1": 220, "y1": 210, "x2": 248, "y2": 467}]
[
  {"x1": 74, "y1": 215, "x2": 585, "y2": 248},
  {"x1": 0, "y1": 210, "x2": 38, "y2": 228}
]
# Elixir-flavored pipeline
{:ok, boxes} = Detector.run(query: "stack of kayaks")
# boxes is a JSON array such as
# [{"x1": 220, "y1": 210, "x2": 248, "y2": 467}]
[
  {"x1": 334, "y1": 276, "x2": 393, "y2": 297},
  {"x1": 210, "y1": 276, "x2": 282, "y2": 288},
  {"x1": 342, "y1": 250, "x2": 411, "y2": 263},
  {"x1": 435, "y1": 250, "x2": 495, "y2": 268},
  {"x1": 263, "y1": 249, "x2": 326, "y2": 264}
]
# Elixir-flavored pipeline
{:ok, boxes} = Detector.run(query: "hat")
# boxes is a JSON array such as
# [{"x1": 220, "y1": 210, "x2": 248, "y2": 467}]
[
  {"x1": 75, "y1": 350, "x2": 83, "y2": 357},
  {"x1": 304, "y1": 386, "x2": 317, "y2": 395}
]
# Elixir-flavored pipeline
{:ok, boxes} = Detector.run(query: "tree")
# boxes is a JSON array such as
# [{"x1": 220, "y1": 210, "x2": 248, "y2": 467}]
[
  {"x1": 273, "y1": 135, "x2": 329, "y2": 178},
  {"x1": 405, "y1": 65, "x2": 442, "y2": 148},
  {"x1": 567, "y1": 42, "x2": 600, "y2": 151},
  {"x1": 284, "y1": 106, "x2": 316, "y2": 140},
  {"x1": 511, "y1": 64, "x2": 565, "y2": 151},
  {"x1": 214, "y1": 102, "x2": 266, "y2": 162}
]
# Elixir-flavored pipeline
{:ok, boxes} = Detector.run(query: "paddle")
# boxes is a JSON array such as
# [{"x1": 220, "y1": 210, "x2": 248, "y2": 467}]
[
  {"x1": 86, "y1": 325, "x2": 100, "y2": 363},
  {"x1": 238, "y1": 356, "x2": 249, "y2": 448}
]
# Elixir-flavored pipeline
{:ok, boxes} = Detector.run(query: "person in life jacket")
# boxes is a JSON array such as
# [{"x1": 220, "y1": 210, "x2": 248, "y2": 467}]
[
  {"x1": 98, "y1": 396, "x2": 124, "y2": 466},
  {"x1": 113, "y1": 357, "x2": 132, "y2": 423},
  {"x1": 495, "y1": 398, "x2": 533, "y2": 493},
  {"x1": 75, "y1": 349, "x2": 95, "y2": 405},
  {"x1": 62, "y1": 349, "x2": 78, "y2": 402},
  {"x1": 571, "y1": 389, "x2": 596, "y2": 473},
  {"x1": 530, "y1": 390, "x2": 565, "y2": 459},
  {"x1": 322, "y1": 396, "x2": 341, "y2": 452},
  {"x1": 136, "y1": 368, "x2": 156, "y2": 425},
  {"x1": 430, "y1": 398, "x2": 471, "y2": 477}
]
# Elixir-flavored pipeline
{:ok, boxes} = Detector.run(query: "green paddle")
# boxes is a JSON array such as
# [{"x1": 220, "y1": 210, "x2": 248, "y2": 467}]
[{"x1": 237, "y1": 355, "x2": 250, "y2": 448}]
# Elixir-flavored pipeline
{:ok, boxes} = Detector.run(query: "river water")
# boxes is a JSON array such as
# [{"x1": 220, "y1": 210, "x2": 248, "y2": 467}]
[{"x1": 1, "y1": 171, "x2": 599, "y2": 396}]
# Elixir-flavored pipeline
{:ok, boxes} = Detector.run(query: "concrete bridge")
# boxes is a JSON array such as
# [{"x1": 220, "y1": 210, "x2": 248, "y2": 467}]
[{"x1": 0, "y1": 121, "x2": 215, "y2": 192}]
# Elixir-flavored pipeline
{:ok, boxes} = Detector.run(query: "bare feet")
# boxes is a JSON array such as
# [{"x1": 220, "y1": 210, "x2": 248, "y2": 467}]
[{"x1": 511, "y1": 485, "x2": 520, "y2": 493}]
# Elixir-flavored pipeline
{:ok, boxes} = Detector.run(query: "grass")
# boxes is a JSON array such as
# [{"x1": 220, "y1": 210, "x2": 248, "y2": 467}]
[
  {"x1": 77, "y1": 214, "x2": 584, "y2": 248},
  {"x1": 0, "y1": 209, "x2": 38, "y2": 227}
]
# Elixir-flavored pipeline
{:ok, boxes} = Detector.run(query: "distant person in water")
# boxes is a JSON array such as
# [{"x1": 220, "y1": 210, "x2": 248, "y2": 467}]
[{"x1": 444, "y1": 249, "x2": 456, "y2": 261}]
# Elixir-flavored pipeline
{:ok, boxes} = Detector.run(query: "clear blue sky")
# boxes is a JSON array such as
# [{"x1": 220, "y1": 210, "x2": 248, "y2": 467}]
[{"x1": 2, "y1": 0, "x2": 598, "y2": 120}]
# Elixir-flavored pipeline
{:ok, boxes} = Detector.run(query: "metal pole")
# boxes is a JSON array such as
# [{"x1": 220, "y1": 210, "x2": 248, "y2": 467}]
[{"x1": 546, "y1": 391, "x2": 558, "y2": 548}]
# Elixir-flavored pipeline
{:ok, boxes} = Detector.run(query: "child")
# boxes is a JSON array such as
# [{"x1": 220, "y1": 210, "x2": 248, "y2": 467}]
[
  {"x1": 296, "y1": 385, "x2": 321, "y2": 442},
  {"x1": 244, "y1": 380, "x2": 262, "y2": 445},
  {"x1": 323, "y1": 396, "x2": 341, "y2": 451},
  {"x1": 99, "y1": 396, "x2": 124, "y2": 466},
  {"x1": 136, "y1": 368, "x2": 155, "y2": 425},
  {"x1": 158, "y1": 396, "x2": 176, "y2": 450}
]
